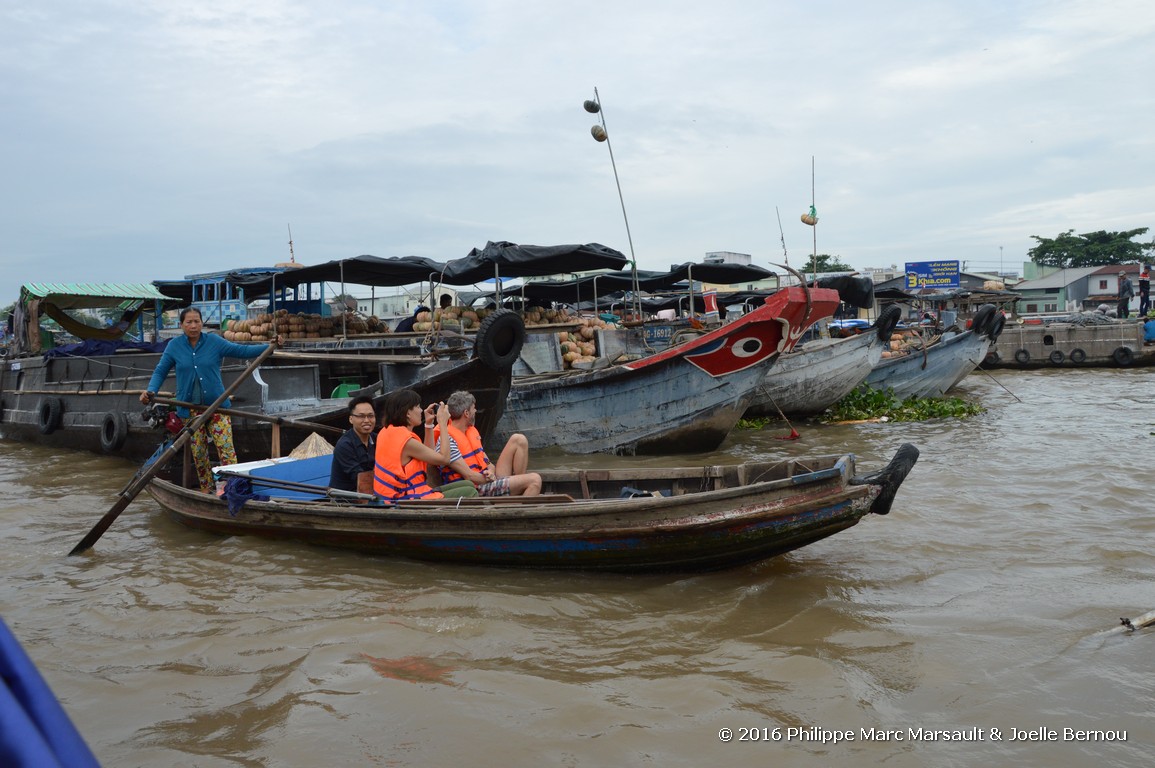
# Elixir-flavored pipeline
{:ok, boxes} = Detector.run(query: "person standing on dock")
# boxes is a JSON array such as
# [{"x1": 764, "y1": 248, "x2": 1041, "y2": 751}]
[
  {"x1": 140, "y1": 307, "x2": 281, "y2": 493},
  {"x1": 1118, "y1": 271, "x2": 1135, "y2": 318},
  {"x1": 1139, "y1": 266, "x2": 1150, "y2": 317}
]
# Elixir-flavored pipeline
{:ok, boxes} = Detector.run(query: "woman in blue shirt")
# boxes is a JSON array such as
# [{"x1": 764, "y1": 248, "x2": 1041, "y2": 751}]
[{"x1": 140, "y1": 307, "x2": 280, "y2": 493}]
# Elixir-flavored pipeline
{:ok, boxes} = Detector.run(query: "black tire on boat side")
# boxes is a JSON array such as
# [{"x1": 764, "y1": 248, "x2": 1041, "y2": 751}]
[
  {"x1": 984, "y1": 350, "x2": 1000, "y2": 365},
  {"x1": 100, "y1": 411, "x2": 129, "y2": 453},
  {"x1": 873, "y1": 305, "x2": 902, "y2": 343},
  {"x1": 1070, "y1": 348, "x2": 1087, "y2": 364},
  {"x1": 1113, "y1": 346, "x2": 1134, "y2": 366},
  {"x1": 986, "y1": 313, "x2": 1006, "y2": 341},
  {"x1": 1049, "y1": 350, "x2": 1065, "y2": 365},
  {"x1": 38, "y1": 397, "x2": 63, "y2": 435},
  {"x1": 474, "y1": 309, "x2": 526, "y2": 370},
  {"x1": 970, "y1": 304, "x2": 997, "y2": 336},
  {"x1": 1014, "y1": 349, "x2": 1031, "y2": 366}
]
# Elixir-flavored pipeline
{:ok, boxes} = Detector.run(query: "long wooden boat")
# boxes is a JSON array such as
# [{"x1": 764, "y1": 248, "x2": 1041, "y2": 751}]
[
  {"x1": 861, "y1": 304, "x2": 1001, "y2": 400},
  {"x1": 984, "y1": 316, "x2": 1153, "y2": 368},
  {"x1": 0, "y1": 283, "x2": 522, "y2": 461},
  {"x1": 144, "y1": 443, "x2": 920, "y2": 571},
  {"x1": 744, "y1": 306, "x2": 900, "y2": 418},
  {"x1": 863, "y1": 327, "x2": 992, "y2": 400},
  {"x1": 493, "y1": 286, "x2": 841, "y2": 455}
]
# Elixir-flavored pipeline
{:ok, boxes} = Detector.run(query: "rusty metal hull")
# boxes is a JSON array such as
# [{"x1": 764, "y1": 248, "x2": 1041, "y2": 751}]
[
  {"x1": 144, "y1": 445, "x2": 919, "y2": 572},
  {"x1": 985, "y1": 320, "x2": 1153, "y2": 368}
]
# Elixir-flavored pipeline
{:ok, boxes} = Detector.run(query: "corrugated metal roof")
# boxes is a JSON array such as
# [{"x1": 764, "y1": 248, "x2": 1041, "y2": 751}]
[{"x1": 20, "y1": 282, "x2": 178, "y2": 310}]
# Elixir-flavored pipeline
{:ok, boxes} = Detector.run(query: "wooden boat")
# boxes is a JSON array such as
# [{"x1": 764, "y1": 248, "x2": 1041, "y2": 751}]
[
  {"x1": 0, "y1": 283, "x2": 521, "y2": 461},
  {"x1": 745, "y1": 306, "x2": 901, "y2": 418},
  {"x1": 984, "y1": 315, "x2": 1153, "y2": 368},
  {"x1": 493, "y1": 285, "x2": 841, "y2": 455},
  {"x1": 144, "y1": 443, "x2": 920, "y2": 572},
  {"x1": 863, "y1": 326, "x2": 992, "y2": 400}
]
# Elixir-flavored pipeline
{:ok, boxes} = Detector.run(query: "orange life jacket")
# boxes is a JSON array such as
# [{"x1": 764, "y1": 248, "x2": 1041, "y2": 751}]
[
  {"x1": 373, "y1": 425, "x2": 443, "y2": 500},
  {"x1": 434, "y1": 422, "x2": 490, "y2": 484}
]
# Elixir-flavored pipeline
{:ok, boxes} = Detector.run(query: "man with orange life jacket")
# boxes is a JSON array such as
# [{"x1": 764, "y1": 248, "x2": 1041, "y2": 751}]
[
  {"x1": 372, "y1": 389, "x2": 478, "y2": 501},
  {"x1": 435, "y1": 391, "x2": 542, "y2": 497}
]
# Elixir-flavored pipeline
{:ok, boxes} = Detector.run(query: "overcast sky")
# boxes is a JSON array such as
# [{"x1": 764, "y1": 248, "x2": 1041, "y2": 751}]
[{"x1": 2, "y1": 0, "x2": 1152, "y2": 304}]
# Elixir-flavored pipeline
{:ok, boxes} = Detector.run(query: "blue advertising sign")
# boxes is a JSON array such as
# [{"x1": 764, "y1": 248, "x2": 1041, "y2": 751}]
[{"x1": 905, "y1": 261, "x2": 960, "y2": 289}]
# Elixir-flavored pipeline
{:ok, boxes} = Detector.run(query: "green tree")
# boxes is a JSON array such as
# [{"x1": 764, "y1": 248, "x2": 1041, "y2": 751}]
[
  {"x1": 802, "y1": 253, "x2": 854, "y2": 273},
  {"x1": 1028, "y1": 228, "x2": 1155, "y2": 268}
]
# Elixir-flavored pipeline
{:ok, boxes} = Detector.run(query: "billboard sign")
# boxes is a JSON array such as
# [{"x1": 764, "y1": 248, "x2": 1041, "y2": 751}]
[{"x1": 905, "y1": 261, "x2": 960, "y2": 289}]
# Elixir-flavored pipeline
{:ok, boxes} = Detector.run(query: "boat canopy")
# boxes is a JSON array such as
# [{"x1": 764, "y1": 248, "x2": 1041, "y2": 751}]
[
  {"x1": 226, "y1": 256, "x2": 450, "y2": 295},
  {"x1": 442, "y1": 241, "x2": 629, "y2": 284},
  {"x1": 11, "y1": 283, "x2": 181, "y2": 356},
  {"x1": 18, "y1": 282, "x2": 180, "y2": 310}
]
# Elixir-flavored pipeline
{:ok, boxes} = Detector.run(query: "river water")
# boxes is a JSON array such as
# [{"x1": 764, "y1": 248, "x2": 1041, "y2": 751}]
[{"x1": 2, "y1": 368, "x2": 1152, "y2": 767}]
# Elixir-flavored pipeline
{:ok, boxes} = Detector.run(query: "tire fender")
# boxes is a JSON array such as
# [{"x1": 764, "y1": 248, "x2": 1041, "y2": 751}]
[
  {"x1": 970, "y1": 304, "x2": 997, "y2": 336},
  {"x1": 873, "y1": 305, "x2": 902, "y2": 343},
  {"x1": 100, "y1": 411, "x2": 129, "y2": 453},
  {"x1": 1013, "y1": 349, "x2": 1031, "y2": 366},
  {"x1": 986, "y1": 313, "x2": 1006, "y2": 341},
  {"x1": 1049, "y1": 350, "x2": 1065, "y2": 365},
  {"x1": 1113, "y1": 346, "x2": 1134, "y2": 366},
  {"x1": 474, "y1": 309, "x2": 526, "y2": 370},
  {"x1": 38, "y1": 397, "x2": 63, "y2": 435},
  {"x1": 1069, "y1": 348, "x2": 1086, "y2": 364}
]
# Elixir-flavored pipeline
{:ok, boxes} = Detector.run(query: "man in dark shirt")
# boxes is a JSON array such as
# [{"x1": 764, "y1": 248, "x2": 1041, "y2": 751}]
[{"x1": 329, "y1": 395, "x2": 378, "y2": 491}]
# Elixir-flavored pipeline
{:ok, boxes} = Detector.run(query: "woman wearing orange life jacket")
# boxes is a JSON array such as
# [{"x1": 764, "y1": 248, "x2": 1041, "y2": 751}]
[{"x1": 372, "y1": 389, "x2": 478, "y2": 501}]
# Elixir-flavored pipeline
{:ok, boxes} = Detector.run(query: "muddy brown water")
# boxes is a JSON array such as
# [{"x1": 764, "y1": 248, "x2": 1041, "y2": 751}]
[{"x1": 2, "y1": 368, "x2": 1152, "y2": 766}]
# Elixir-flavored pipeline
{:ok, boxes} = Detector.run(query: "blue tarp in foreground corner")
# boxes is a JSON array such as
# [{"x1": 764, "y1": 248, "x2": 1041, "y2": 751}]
[{"x1": 0, "y1": 618, "x2": 100, "y2": 768}]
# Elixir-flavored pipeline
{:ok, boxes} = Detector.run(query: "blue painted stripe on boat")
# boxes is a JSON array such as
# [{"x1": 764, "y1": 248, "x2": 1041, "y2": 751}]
[{"x1": 403, "y1": 499, "x2": 861, "y2": 556}]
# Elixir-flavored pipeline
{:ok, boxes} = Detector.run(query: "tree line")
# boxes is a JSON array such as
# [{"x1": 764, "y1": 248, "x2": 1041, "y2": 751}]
[{"x1": 1029, "y1": 228, "x2": 1155, "y2": 269}]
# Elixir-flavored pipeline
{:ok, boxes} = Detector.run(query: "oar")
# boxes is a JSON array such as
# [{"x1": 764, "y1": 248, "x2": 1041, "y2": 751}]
[
  {"x1": 69, "y1": 343, "x2": 279, "y2": 555},
  {"x1": 149, "y1": 396, "x2": 346, "y2": 437},
  {"x1": 215, "y1": 470, "x2": 378, "y2": 502}
]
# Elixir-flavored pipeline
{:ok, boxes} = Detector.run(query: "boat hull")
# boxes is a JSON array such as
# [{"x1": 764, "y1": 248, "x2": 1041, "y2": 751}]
[
  {"x1": 0, "y1": 352, "x2": 509, "y2": 462},
  {"x1": 864, "y1": 329, "x2": 990, "y2": 400},
  {"x1": 497, "y1": 287, "x2": 841, "y2": 455},
  {"x1": 985, "y1": 320, "x2": 1152, "y2": 368},
  {"x1": 144, "y1": 445, "x2": 919, "y2": 572},
  {"x1": 745, "y1": 330, "x2": 884, "y2": 418}
]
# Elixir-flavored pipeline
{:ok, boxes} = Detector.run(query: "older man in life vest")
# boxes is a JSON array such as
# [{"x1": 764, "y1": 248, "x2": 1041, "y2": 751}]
[{"x1": 435, "y1": 391, "x2": 542, "y2": 496}]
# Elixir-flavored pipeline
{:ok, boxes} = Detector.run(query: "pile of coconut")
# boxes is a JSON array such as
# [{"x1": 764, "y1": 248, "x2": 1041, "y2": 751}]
[
  {"x1": 222, "y1": 309, "x2": 386, "y2": 341},
  {"x1": 409, "y1": 306, "x2": 483, "y2": 333},
  {"x1": 557, "y1": 315, "x2": 615, "y2": 368},
  {"x1": 880, "y1": 329, "x2": 935, "y2": 359}
]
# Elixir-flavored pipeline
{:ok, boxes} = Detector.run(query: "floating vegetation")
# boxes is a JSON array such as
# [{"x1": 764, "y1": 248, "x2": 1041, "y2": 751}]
[
  {"x1": 821, "y1": 385, "x2": 985, "y2": 423},
  {"x1": 735, "y1": 385, "x2": 984, "y2": 429}
]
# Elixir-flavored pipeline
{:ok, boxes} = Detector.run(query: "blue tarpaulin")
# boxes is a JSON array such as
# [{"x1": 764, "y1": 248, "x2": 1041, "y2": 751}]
[{"x1": 0, "y1": 618, "x2": 100, "y2": 767}]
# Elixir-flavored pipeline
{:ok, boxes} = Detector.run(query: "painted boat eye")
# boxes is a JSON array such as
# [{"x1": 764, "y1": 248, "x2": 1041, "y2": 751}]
[{"x1": 732, "y1": 338, "x2": 764, "y2": 358}]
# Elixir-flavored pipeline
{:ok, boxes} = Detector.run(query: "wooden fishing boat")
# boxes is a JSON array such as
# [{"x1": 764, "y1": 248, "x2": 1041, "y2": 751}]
[
  {"x1": 492, "y1": 286, "x2": 841, "y2": 455},
  {"x1": 862, "y1": 304, "x2": 1001, "y2": 400},
  {"x1": 745, "y1": 306, "x2": 901, "y2": 418},
  {"x1": 144, "y1": 443, "x2": 920, "y2": 571}
]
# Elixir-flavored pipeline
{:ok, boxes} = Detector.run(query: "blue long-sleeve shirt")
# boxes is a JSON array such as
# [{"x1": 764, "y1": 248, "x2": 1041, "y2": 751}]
[{"x1": 146, "y1": 333, "x2": 269, "y2": 416}]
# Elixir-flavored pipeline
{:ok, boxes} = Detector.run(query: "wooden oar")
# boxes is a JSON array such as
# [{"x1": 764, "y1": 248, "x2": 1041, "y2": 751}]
[
  {"x1": 149, "y1": 396, "x2": 346, "y2": 437},
  {"x1": 69, "y1": 343, "x2": 279, "y2": 555},
  {"x1": 214, "y1": 470, "x2": 377, "y2": 502}
]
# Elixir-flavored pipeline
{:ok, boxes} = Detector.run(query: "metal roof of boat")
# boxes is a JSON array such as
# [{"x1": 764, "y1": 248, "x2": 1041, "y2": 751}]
[{"x1": 19, "y1": 282, "x2": 178, "y2": 309}]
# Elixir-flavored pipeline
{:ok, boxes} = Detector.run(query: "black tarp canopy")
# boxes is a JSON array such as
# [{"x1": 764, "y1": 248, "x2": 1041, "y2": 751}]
[
  {"x1": 441, "y1": 241, "x2": 629, "y2": 284},
  {"x1": 222, "y1": 256, "x2": 450, "y2": 296}
]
